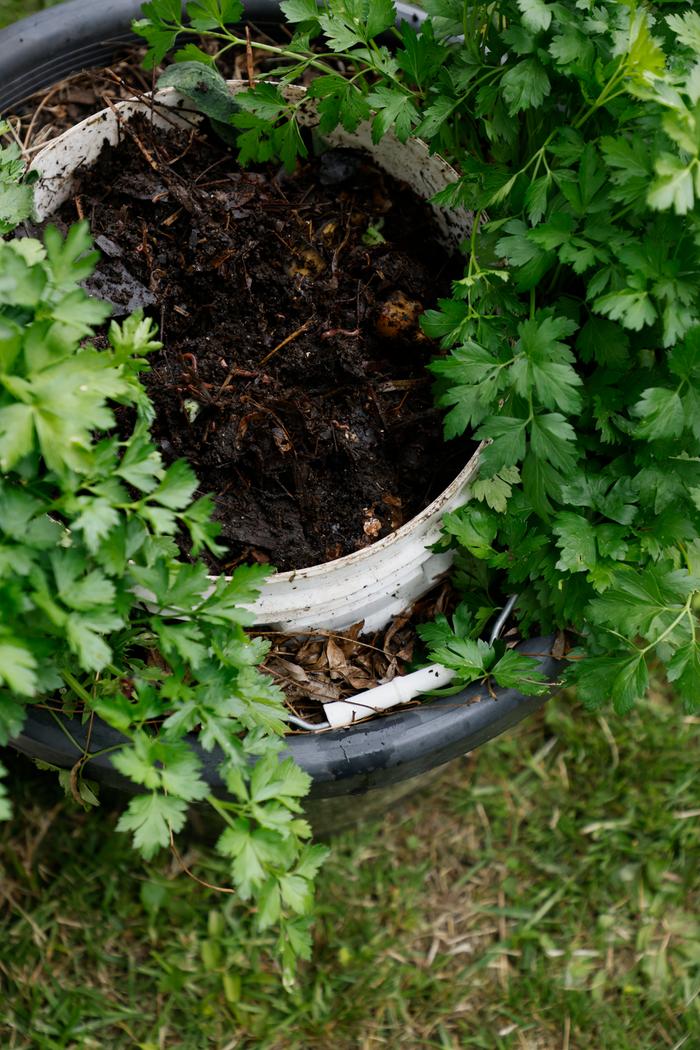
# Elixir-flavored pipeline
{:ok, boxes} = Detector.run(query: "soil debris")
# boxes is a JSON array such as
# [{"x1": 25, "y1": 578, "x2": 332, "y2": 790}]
[{"x1": 261, "y1": 579, "x2": 458, "y2": 725}]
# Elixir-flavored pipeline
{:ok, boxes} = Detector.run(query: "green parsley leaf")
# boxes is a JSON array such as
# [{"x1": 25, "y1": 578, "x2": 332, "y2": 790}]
[
  {"x1": 430, "y1": 635, "x2": 494, "y2": 677},
  {"x1": 150, "y1": 459, "x2": 199, "y2": 510},
  {"x1": 667, "y1": 11, "x2": 700, "y2": 54},
  {"x1": 250, "y1": 755, "x2": 311, "y2": 807},
  {"x1": 552, "y1": 512, "x2": 597, "y2": 573},
  {"x1": 367, "y1": 84, "x2": 419, "y2": 143},
  {"x1": 648, "y1": 154, "x2": 697, "y2": 215},
  {"x1": 633, "y1": 388, "x2": 685, "y2": 441},
  {"x1": 0, "y1": 759, "x2": 10, "y2": 820},
  {"x1": 0, "y1": 693, "x2": 27, "y2": 743},
  {"x1": 281, "y1": 0, "x2": 320, "y2": 23},
  {"x1": 307, "y1": 76, "x2": 370, "y2": 134},
  {"x1": 593, "y1": 288, "x2": 657, "y2": 331},
  {"x1": 117, "y1": 792, "x2": 188, "y2": 858},
  {"x1": 529, "y1": 413, "x2": 577, "y2": 474},
  {"x1": 72, "y1": 499, "x2": 120, "y2": 553},
  {"x1": 442, "y1": 506, "x2": 497, "y2": 559},
  {"x1": 477, "y1": 416, "x2": 528, "y2": 473},
  {"x1": 667, "y1": 640, "x2": 700, "y2": 712},
  {"x1": 470, "y1": 465, "x2": 521, "y2": 512},
  {"x1": 501, "y1": 58, "x2": 551, "y2": 116},
  {"x1": 0, "y1": 641, "x2": 37, "y2": 696},
  {"x1": 490, "y1": 649, "x2": 550, "y2": 694},
  {"x1": 185, "y1": 0, "x2": 244, "y2": 31},
  {"x1": 516, "y1": 0, "x2": 552, "y2": 33}
]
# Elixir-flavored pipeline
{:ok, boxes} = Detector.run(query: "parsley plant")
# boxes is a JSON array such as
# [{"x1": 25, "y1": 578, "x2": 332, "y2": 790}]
[
  {"x1": 3, "y1": 0, "x2": 700, "y2": 984},
  {"x1": 0, "y1": 226, "x2": 326, "y2": 984},
  {"x1": 133, "y1": 0, "x2": 700, "y2": 714}
]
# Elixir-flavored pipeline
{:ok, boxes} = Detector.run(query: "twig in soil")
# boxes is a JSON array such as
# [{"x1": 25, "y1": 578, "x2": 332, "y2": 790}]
[
  {"x1": 257, "y1": 629, "x2": 393, "y2": 658},
  {"x1": 101, "y1": 94, "x2": 160, "y2": 172},
  {"x1": 162, "y1": 129, "x2": 199, "y2": 167},
  {"x1": 239, "y1": 397, "x2": 294, "y2": 450},
  {"x1": 245, "y1": 26, "x2": 255, "y2": 86},
  {"x1": 366, "y1": 385, "x2": 389, "y2": 431},
  {"x1": 332, "y1": 217, "x2": 354, "y2": 275},
  {"x1": 103, "y1": 90, "x2": 202, "y2": 186},
  {"x1": 270, "y1": 227, "x2": 296, "y2": 255},
  {"x1": 377, "y1": 378, "x2": 429, "y2": 392},
  {"x1": 217, "y1": 365, "x2": 261, "y2": 395},
  {"x1": 320, "y1": 327, "x2": 360, "y2": 340},
  {"x1": 394, "y1": 389, "x2": 412, "y2": 416},
  {"x1": 259, "y1": 316, "x2": 314, "y2": 365},
  {"x1": 102, "y1": 72, "x2": 204, "y2": 137},
  {"x1": 3, "y1": 118, "x2": 25, "y2": 158},
  {"x1": 22, "y1": 82, "x2": 64, "y2": 150},
  {"x1": 137, "y1": 218, "x2": 154, "y2": 269},
  {"x1": 193, "y1": 155, "x2": 230, "y2": 185},
  {"x1": 162, "y1": 208, "x2": 183, "y2": 227},
  {"x1": 209, "y1": 248, "x2": 237, "y2": 270},
  {"x1": 264, "y1": 665, "x2": 342, "y2": 705},
  {"x1": 101, "y1": 62, "x2": 153, "y2": 97}
]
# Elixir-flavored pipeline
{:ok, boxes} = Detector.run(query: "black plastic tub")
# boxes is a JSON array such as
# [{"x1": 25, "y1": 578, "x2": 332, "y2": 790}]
[
  {"x1": 1, "y1": 0, "x2": 562, "y2": 833},
  {"x1": 12, "y1": 638, "x2": 561, "y2": 834},
  {"x1": 0, "y1": 0, "x2": 425, "y2": 111}
]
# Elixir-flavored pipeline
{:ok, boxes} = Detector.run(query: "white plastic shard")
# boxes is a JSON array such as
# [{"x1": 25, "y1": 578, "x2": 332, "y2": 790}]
[{"x1": 322, "y1": 663, "x2": 456, "y2": 729}]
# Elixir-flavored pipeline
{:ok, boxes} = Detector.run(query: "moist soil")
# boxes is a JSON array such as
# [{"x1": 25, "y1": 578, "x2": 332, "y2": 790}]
[{"x1": 53, "y1": 113, "x2": 470, "y2": 572}]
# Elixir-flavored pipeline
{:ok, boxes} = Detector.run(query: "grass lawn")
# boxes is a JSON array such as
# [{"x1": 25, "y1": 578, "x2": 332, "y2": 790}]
[
  {"x1": 1, "y1": 2, "x2": 700, "y2": 1047},
  {"x1": 3, "y1": 692, "x2": 699, "y2": 1049},
  {"x1": 0, "y1": 0, "x2": 60, "y2": 28}
]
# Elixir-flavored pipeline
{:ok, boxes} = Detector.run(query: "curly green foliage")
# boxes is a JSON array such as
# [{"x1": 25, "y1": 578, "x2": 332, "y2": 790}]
[
  {"x1": 416, "y1": 599, "x2": 550, "y2": 696},
  {"x1": 0, "y1": 226, "x2": 325, "y2": 983},
  {"x1": 410, "y1": 1, "x2": 700, "y2": 715},
  {"x1": 134, "y1": 0, "x2": 407, "y2": 169},
  {"x1": 135, "y1": 0, "x2": 700, "y2": 714}
]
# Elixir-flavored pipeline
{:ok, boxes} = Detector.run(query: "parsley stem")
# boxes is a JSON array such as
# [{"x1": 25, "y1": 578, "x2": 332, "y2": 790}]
[
  {"x1": 46, "y1": 704, "x2": 86, "y2": 757},
  {"x1": 573, "y1": 61, "x2": 626, "y2": 130},
  {"x1": 470, "y1": 209, "x2": 482, "y2": 259},
  {"x1": 85, "y1": 743, "x2": 127, "y2": 760},
  {"x1": 61, "y1": 669, "x2": 93, "y2": 706},
  {"x1": 207, "y1": 793, "x2": 238, "y2": 829},
  {"x1": 176, "y1": 27, "x2": 339, "y2": 78},
  {"x1": 640, "y1": 597, "x2": 694, "y2": 655},
  {"x1": 601, "y1": 626, "x2": 633, "y2": 647}
]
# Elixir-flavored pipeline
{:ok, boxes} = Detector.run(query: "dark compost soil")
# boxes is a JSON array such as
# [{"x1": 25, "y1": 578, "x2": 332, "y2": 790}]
[{"x1": 52, "y1": 113, "x2": 470, "y2": 572}]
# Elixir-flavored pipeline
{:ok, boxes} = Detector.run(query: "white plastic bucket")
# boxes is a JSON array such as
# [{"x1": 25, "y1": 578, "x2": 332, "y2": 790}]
[{"x1": 30, "y1": 82, "x2": 480, "y2": 636}]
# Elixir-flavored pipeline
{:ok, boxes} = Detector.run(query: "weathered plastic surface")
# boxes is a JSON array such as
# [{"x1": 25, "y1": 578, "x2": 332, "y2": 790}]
[
  {"x1": 12, "y1": 637, "x2": 561, "y2": 829},
  {"x1": 0, "y1": 0, "x2": 426, "y2": 112}
]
